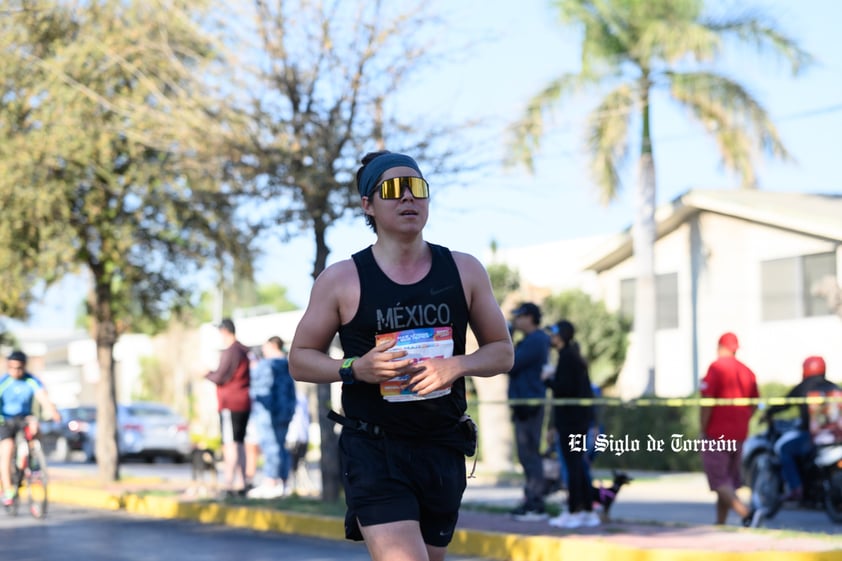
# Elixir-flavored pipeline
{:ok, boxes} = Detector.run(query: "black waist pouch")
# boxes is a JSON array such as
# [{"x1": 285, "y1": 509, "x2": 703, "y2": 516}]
[
  {"x1": 430, "y1": 415, "x2": 478, "y2": 478},
  {"x1": 456, "y1": 415, "x2": 478, "y2": 457},
  {"x1": 428, "y1": 415, "x2": 478, "y2": 457}
]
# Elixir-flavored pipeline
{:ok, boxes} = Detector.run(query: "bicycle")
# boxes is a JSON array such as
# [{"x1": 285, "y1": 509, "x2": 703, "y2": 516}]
[{"x1": 4, "y1": 416, "x2": 49, "y2": 519}]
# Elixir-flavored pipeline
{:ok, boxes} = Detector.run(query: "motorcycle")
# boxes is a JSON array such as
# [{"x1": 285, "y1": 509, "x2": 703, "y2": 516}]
[{"x1": 741, "y1": 415, "x2": 842, "y2": 524}]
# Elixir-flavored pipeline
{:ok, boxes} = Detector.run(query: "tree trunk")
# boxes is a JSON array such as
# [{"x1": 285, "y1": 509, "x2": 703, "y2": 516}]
[
  {"x1": 311, "y1": 216, "x2": 341, "y2": 502},
  {"x1": 631, "y1": 92, "x2": 658, "y2": 397},
  {"x1": 473, "y1": 375, "x2": 513, "y2": 473},
  {"x1": 91, "y1": 278, "x2": 121, "y2": 482},
  {"x1": 465, "y1": 327, "x2": 513, "y2": 474}
]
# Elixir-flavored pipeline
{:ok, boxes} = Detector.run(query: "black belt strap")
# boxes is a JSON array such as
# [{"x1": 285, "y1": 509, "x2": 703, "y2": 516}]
[
  {"x1": 327, "y1": 410, "x2": 384, "y2": 437},
  {"x1": 327, "y1": 410, "x2": 478, "y2": 478}
]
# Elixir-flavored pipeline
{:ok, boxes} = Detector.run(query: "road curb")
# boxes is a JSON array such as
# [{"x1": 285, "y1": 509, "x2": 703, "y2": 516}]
[
  {"x1": 448, "y1": 528, "x2": 842, "y2": 561},
  {"x1": 48, "y1": 482, "x2": 842, "y2": 561}
]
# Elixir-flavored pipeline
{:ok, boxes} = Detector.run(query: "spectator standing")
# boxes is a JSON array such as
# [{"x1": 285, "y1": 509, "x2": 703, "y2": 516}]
[
  {"x1": 507, "y1": 302, "x2": 551, "y2": 521},
  {"x1": 288, "y1": 150, "x2": 513, "y2": 561},
  {"x1": 247, "y1": 336, "x2": 297, "y2": 499},
  {"x1": 205, "y1": 318, "x2": 251, "y2": 497},
  {"x1": 544, "y1": 320, "x2": 599, "y2": 528},
  {"x1": 699, "y1": 332, "x2": 759, "y2": 526}
]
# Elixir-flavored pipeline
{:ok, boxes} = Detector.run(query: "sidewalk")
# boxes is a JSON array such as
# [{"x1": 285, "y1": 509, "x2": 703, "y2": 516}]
[{"x1": 46, "y1": 468, "x2": 842, "y2": 561}]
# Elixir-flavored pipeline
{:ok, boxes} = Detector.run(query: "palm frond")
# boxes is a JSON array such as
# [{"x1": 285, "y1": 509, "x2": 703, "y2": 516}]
[
  {"x1": 636, "y1": 18, "x2": 719, "y2": 64},
  {"x1": 505, "y1": 72, "x2": 599, "y2": 173},
  {"x1": 558, "y1": 0, "x2": 715, "y2": 68},
  {"x1": 585, "y1": 82, "x2": 636, "y2": 203},
  {"x1": 701, "y1": 9, "x2": 814, "y2": 75},
  {"x1": 555, "y1": 0, "x2": 634, "y2": 69},
  {"x1": 668, "y1": 71, "x2": 792, "y2": 188}
]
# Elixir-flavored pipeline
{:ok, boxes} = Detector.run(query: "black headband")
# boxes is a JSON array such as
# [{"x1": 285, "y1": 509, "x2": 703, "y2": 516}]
[{"x1": 357, "y1": 153, "x2": 423, "y2": 198}]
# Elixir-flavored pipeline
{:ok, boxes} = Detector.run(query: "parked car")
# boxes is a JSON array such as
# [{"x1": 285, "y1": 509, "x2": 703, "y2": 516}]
[
  {"x1": 39, "y1": 406, "x2": 97, "y2": 462},
  {"x1": 86, "y1": 402, "x2": 192, "y2": 463}
]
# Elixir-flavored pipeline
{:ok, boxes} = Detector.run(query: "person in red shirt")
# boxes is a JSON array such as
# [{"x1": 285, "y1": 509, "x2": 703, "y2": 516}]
[
  {"x1": 206, "y1": 318, "x2": 251, "y2": 496},
  {"x1": 699, "y1": 332, "x2": 759, "y2": 526}
]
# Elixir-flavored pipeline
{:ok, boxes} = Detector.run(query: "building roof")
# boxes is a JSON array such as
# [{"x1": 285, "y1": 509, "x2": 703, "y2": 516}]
[
  {"x1": 488, "y1": 234, "x2": 612, "y2": 292},
  {"x1": 6, "y1": 327, "x2": 90, "y2": 363},
  {"x1": 586, "y1": 189, "x2": 842, "y2": 272}
]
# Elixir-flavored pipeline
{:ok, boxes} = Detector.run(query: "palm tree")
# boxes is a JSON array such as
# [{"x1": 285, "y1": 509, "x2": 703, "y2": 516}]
[{"x1": 508, "y1": 0, "x2": 811, "y2": 396}]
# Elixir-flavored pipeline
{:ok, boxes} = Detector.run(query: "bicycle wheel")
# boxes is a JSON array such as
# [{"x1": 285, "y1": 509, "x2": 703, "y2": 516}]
[{"x1": 25, "y1": 440, "x2": 49, "y2": 519}]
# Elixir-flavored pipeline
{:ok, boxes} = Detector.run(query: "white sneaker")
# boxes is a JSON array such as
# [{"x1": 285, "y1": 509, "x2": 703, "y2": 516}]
[
  {"x1": 245, "y1": 485, "x2": 267, "y2": 499},
  {"x1": 581, "y1": 511, "x2": 601, "y2": 527},
  {"x1": 265, "y1": 483, "x2": 286, "y2": 499},
  {"x1": 548, "y1": 512, "x2": 573, "y2": 528},
  {"x1": 246, "y1": 483, "x2": 285, "y2": 499},
  {"x1": 562, "y1": 511, "x2": 587, "y2": 528},
  {"x1": 550, "y1": 511, "x2": 587, "y2": 528},
  {"x1": 564, "y1": 511, "x2": 601, "y2": 529}
]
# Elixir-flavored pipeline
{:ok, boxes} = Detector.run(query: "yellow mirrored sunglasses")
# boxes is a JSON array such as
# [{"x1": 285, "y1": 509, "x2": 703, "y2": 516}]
[{"x1": 377, "y1": 176, "x2": 429, "y2": 199}]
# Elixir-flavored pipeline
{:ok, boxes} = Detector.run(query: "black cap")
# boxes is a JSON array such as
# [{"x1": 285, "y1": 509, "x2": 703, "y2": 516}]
[
  {"x1": 6, "y1": 350, "x2": 27, "y2": 363},
  {"x1": 217, "y1": 318, "x2": 236, "y2": 334},
  {"x1": 511, "y1": 302, "x2": 541, "y2": 324}
]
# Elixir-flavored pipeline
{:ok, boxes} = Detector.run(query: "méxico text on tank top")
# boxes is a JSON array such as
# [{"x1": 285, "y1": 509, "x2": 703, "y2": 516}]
[{"x1": 338, "y1": 243, "x2": 469, "y2": 436}]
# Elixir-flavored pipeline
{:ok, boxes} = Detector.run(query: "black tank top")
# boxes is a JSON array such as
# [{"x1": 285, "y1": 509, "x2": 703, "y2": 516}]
[{"x1": 338, "y1": 243, "x2": 469, "y2": 436}]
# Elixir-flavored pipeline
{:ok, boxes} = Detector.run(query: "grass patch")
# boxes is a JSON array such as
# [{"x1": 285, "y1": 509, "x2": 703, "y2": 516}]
[
  {"x1": 212, "y1": 494, "x2": 347, "y2": 518},
  {"x1": 132, "y1": 489, "x2": 181, "y2": 498}
]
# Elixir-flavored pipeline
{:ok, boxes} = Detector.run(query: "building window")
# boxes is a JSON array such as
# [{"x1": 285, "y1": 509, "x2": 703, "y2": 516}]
[
  {"x1": 761, "y1": 251, "x2": 837, "y2": 321},
  {"x1": 619, "y1": 272, "x2": 679, "y2": 329}
]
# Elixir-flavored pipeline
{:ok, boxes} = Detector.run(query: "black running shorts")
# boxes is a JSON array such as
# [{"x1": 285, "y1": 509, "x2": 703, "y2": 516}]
[{"x1": 339, "y1": 428, "x2": 467, "y2": 547}]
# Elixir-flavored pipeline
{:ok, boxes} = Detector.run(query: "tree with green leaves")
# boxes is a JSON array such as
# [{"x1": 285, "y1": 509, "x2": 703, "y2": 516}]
[
  {"x1": 217, "y1": 0, "x2": 480, "y2": 501},
  {"x1": 0, "y1": 0, "x2": 253, "y2": 481},
  {"x1": 0, "y1": 324, "x2": 18, "y2": 351},
  {"x1": 487, "y1": 263, "x2": 522, "y2": 306},
  {"x1": 508, "y1": 0, "x2": 811, "y2": 396}
]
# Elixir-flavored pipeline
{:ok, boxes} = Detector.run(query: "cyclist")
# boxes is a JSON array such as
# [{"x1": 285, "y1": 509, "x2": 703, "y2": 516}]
[{"x1": 0, "y1": 350, "x2": 61, "y2": 507}]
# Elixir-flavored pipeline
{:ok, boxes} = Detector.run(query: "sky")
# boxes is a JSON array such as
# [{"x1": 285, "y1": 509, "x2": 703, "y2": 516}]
[{"x1": 16, "y1": 0, "x2": 842, "y2": 331}]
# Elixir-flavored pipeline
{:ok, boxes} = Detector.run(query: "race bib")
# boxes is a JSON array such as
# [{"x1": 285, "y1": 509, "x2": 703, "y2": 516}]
[{"x1": 376, "y1": 327, "x2": 454, "y2": 402}]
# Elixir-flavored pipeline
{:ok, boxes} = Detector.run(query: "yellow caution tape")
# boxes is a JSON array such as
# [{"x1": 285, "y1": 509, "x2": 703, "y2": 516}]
[{"x1": 480, "y1": 395, "x2": 842, "y2": 407}]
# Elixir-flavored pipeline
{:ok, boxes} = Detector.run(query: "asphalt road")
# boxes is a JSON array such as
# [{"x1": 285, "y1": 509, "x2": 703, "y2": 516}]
[{"x1": 1, "y1": 503, "x2": 496, "y2": 561}]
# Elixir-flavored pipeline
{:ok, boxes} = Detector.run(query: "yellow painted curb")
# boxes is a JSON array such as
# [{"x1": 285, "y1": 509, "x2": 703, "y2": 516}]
[
  {"x1": 449, "y1": 527, "x2": 842, "y2": 561},
  {"x1": 48, "y1": 482, "x2": 124, "y2": 511},
  {"x1": 49, "y1": 482, "x2": 842, "y2": 561}
]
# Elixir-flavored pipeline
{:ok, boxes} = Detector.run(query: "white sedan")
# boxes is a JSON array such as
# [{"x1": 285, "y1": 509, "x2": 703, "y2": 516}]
[{"x1": 86, "y1": 402, "x2": 192, "y2": 463}]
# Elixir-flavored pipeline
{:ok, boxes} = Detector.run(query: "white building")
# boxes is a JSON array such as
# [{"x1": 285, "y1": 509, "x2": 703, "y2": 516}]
[
  {"x1": 488, "y1": 234, "x2": 612, "y2": 295},
  {"x1": 499, "y1": 189, "x2": 842, "y2": 397},
  {"x1": 5, "y1": 328, "x2": 91, "y2": 407}
]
